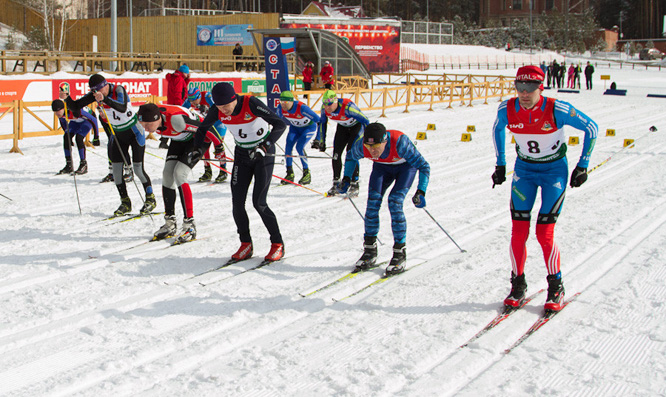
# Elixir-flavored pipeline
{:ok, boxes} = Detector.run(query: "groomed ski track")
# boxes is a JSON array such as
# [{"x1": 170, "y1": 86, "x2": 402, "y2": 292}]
[{"x1": 1, "y1": 74, "x2": 665, "y2": 396}]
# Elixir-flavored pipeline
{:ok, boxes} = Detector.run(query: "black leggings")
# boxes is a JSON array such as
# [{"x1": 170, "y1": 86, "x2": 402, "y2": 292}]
[
  {"x1": 230, "y1": 145, "x2": 283, "y2": 244},
  {"x1": 332, "y1": 123, "x2": 361, "y2": 181}
]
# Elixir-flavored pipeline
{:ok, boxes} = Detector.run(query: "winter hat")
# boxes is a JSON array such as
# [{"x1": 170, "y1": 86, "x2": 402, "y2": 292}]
[
  {"x1": 324, "y1": 61, "x2": 330, "y2": 65},
  {"x1": 137, "y1": 103, "x2": 162, "y2": 122},
  {"x1": 211, "y1": 82, "x2": 237, "y2": 106},
  {"x1": 188, "y1": 86, "x2": 201, "y2": 101},
  {"x1": 322, "y1": 89, "x2": 337, "y2": 105},
  {"x1": 178, "y1": 64, "x2": 190, "y2": 74},
  {"x1": 51, "y1": 99, "x2": 64, "y2": 112},
  {"x1": 279, "y1": 91, "x2": 295, "y2": 102},
  {"x1": 516, "y1": 65, "x2": 545, "y2": 82},
  {"x1": 363, "y1": 122, "x2": 387, "y2": 145},
  {"x1": 88, "y1": 74, "x2": 108, "y2": 92}
]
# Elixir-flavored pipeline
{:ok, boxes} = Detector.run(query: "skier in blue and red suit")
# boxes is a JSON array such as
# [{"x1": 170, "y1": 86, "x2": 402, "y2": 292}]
[
  {"x1": 337, "y1": 122, "x2": 430, "y2": 276},
  {"x1": 51, "y1": 99, "x2": 99, "y2": 175},
  {"x1": 183, "y1": 87, "x2": 229, "y2": 183},
  {"x1": 492, "y1": 65, "x2": 598, "y2": 312},
  {"x1": 276, "y1": 90, "x2": 320, "y2": 185}
]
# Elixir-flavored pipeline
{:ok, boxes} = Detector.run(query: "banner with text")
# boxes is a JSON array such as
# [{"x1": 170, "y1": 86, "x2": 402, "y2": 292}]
[
  {"x1": 263, "y1": 37, "x2": 291, "y2": 113},
  {"x1": 197, "y1": 24, "x2": 254, "y2": 46}
]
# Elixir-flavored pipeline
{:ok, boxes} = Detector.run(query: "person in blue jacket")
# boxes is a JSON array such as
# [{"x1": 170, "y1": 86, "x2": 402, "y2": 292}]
[
  {"x1": 276, "y1": 90, "x2": 320, "y2": 185},
  {"x1": 338, "y1": 122, "x2": 430, "y2": 275},
  {"x1": 491, "y1": 65, "x2": 598, "y2": 312},
  {"x1": 51, "y1": 99, "x2": 98, "y2": 175}
]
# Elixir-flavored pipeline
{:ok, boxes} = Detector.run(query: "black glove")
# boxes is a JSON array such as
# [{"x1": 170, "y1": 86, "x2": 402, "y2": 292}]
[
  {"x1": 569, "y1": 166, "x2": 588, "y2": 188},
  {"x1": 186, "y1": 148, "x2": 204, "y2": 167},
  {"x1": 311, "y1": 140, "x2": 320, "y2": 150},
  {"x1": 250, "y1": 141, "x2": 271, "y2": 160},
  {"x1": 491, "y1": 165, "x2": 506, "y2": 188},
  {"x1": 92, "y1": 137, "x2": 100, "y2": 146},
  {"x1": 412, "y1": 189, "x2": 426, "y2": 208},
  {"x1": 319, "y1": 141, "x2": 326, "y2": 152},
  {"x1": 214, "y1": 145, "x2": 225, "y2": 161}
]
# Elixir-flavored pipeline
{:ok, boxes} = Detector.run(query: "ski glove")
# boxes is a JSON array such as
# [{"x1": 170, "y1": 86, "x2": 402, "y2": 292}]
[
  {"x1": 311, "y1": 140, "x2": 320, "y2": 150},
  {"x1": 491, "y1": 165, "x2": 506, "y2": 188},
  {"x1": 319, "y1": 141, "x2": 327, "y2": 152},
  {"x1": 337, "y1": 176, "x2": 351, "y2": 194},
  {"x1": 186, "y1": 148, "x2": 204, "y2": 167},
  {"x1": 570, "y1": 166, "x2": 588, "y2": 188},
  {"x1": 214, "y1": 145, "x2": 225, "y2": 161},
  {"x1": 412, "y1": 189, "x2": 426, "y2": 208},
  {"x1": 250, "y1": 141, "x2": 271, "y2": 160},
  {"x1": 92, "y1": 137, "x2": 101, "y2": 146}
]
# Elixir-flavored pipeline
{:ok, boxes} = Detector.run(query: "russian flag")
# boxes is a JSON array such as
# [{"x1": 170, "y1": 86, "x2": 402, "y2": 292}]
[{"x1": 280, "y1": 37, "x2": 295, "y2": 55}]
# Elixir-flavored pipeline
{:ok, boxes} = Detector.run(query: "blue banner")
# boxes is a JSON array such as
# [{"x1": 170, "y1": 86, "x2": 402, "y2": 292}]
[
  {"x1": 197, "y1": 24, "x2": 253, "y2": 46},
  {"x1": 263, "y1": 37, "x2": 291, "y2": 113}
]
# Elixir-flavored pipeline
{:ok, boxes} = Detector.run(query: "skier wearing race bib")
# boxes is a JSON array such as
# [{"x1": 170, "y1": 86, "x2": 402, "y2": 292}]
[
  {"x1": 338, "y1": 122, "x2": 430, "y2": 275},
  {"x1": 191, "y1": 82, "x2": 287, "y2": 263},
  {"x1": 492, "y1": 65, "x2": 598, "y2": 312},
  {"x1": 138, "y1": 103, "x2": 225, "y2": 245},
  {"x1": 183, "y1": 87, "x2": 229, "y2": 183},
  {"x1": 61, "y1": 74, "x2": 155, "y2": 217},
  {"x1": 276, "y1": 90, "x2": 320, "y2": 185},
  {"x1": 51, "y1": 99, "x2": 98, "y2": 176}
]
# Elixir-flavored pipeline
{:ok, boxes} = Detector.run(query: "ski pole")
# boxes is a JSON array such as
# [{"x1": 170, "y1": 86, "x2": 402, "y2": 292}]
[
  {"x1": 99, "y1": 106, "x2": 149, "y2": 210},
  {"x1": 0, "y1": 192, "x2": 12, "y2": 201},
  {"x1": 423, "y1": 208, "x2": 466, "y2": 253},
  {"x1": 62, "y1": 101, "x2": 83, "y2": 215},
  {"x1": 347, "y1": 195, "x2": 384, "y2": 246},
  {"x1": 267, "y1": 153, "x2": 332, "y2": 160},
  {"x1": 274, "y1": 142, "x2": 303, "y2": 172},
  {"x1": 588, "y1": 125, "x2": 657, "y2": 174}
]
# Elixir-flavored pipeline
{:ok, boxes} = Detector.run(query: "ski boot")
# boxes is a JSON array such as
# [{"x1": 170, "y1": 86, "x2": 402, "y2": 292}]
[
  {"x1": 385, "y1": 243, "x2": 406, "y2": 276},
  {"x1": 153, "y1": 215, "x2": 177, "y2": 240},
  {"x1": 281, "y1": 167, "x2": 295, "y2": 185},
  {"x1": 174, "y1": 217, "x2": 196, "y2": 244},
  {"x1": 57, "y1": 159, "x2": 73, "y2": 175},
  {"x1": 326, "y1": 179, "x2": 340, "y2": 197},
  {"x1": 100, "y1": 173, "x2": 114, "y2": 183},
  {"x1": 544, "y1": 273, "x2": 565, "y2": 312},
  {"x1": 199, "y1": 166, "x2": 212, "y2": 182},
  {"x1": 139, "y1": 193, "x2": 157, "y2": 214},
  {"x1": 232, "y1": 242, "x2": 253, "y2": 261},
  {"x1": 74, "y1": 160, "x2": 88, "y2": 175},
  {"x1": 348, "y1": 180, "x2": 360, "y2": 197},
  {"x1": 298, "y1": 169, "x2": 311, "y2": 185},
  {"x1": 265, "y1": 243, "x2": 285, "y2": 262},
  {"x1": 504, "y1": 272, "x2": 527, "y2": 308},
  {"x1": 215, "y1": 170, "x2": 227, "y2": 183},
  {"x1": 113, "y1": 197, "x2": 132, "y2": 217},
  {"x1": 353, "y1": 236, "x2": 378, "y2": 273},
  {"x1": 123, "y1": 165, "x2": 133, "y2": 182}
]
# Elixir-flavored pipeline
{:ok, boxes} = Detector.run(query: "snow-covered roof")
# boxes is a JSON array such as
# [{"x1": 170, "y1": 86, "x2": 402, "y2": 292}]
[{"x1": 302, "y1": 1, "x2": 365, "y2": 18}]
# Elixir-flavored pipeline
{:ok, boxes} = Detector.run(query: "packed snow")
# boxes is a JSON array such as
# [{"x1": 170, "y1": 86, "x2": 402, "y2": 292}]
[{"x1": 1, "y1": 48, "x2": 666, "y2": 396}]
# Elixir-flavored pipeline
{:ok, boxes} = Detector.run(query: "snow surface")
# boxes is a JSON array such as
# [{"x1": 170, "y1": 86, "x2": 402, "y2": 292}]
[{"x1": 1, "y1": 47, "x2": 666, "y2": 396}]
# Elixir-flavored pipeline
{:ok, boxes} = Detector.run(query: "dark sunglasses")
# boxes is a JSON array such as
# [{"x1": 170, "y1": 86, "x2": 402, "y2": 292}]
[{"x1": 514, "y1": 81, "x2": 541, "y2": 93}]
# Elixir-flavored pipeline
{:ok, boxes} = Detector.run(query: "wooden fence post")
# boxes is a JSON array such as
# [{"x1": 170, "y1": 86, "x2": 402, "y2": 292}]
[
  {"x1": 10, "y1": 100, "x2": 23, "y2": 154},
  {"x1": 484, "y1": 82, "x2": 490, "y2": 105},
  {"x1": 468, "y1": 83, "x2": 474, "y2": 107},
  {"x1": 380, "y1": 87, "x2": 387, "y2": 118},
  {"x1": 428, "y1": 84, "x2": 434, "y2": 111},
  {"x1": 403, "y1": 84, "x2": 410, "y2": 113}
]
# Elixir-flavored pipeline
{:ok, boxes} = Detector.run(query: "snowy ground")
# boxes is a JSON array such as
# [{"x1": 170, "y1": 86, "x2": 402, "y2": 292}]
[{"x1": 1, "y1": 57, "x2": 666, "y2": 396}]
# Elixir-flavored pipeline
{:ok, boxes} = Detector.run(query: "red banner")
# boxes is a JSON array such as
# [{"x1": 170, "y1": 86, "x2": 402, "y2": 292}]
[
  {"x1": 281, "y1": 23, "x2": 401, "y2": 73},
  {"x1": 51, "y1": 78, "x2": 160, "y2": 101}
]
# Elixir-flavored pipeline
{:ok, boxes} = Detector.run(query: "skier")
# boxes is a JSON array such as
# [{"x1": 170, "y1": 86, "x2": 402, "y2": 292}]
[
  {"x1": 183, "y1": 87, "x2": 229, "y2": 183},
  {"x1": 51, "y1": 99, "x2": 98, "y2": 175},
  {"x1": 338, "y1": 122, "x2": 430, "y2": 275},
  {"x1": 276, "y1": 90, "x2": 320, "y2": 185},
  {"x1": 491, "y1": 65, "x2": 598, "y2": 312},
  {"x1": 318, "y1": 90, "x2": 369, "y2": 196},
  {"x1": 61, "y1": 74, "x2": 156, "y2": 217},
  {"x1": 137, "y1": 103, "x2": 224, "y2": 243},
  {"x1": 190, "y1": 82, "x2": 287, "y2": 263}
]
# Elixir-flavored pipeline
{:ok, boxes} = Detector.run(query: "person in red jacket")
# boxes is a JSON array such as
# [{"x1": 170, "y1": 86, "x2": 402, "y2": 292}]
[
  {"x1": 302, "y1": 61, "x2": 314, "y2": 92},
  {"x1": 320, "y1": 61, "x2": 335, "y2": 90},
  {"x1": 162, "y1": 64, "x2": 191, "y2": 148}
]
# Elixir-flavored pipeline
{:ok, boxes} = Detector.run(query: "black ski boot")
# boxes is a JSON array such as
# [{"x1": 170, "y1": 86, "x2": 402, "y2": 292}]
[
  {"x1": 385, "y1": 243, "x2": 406, "y2": 275},
  {"x1": 140, "y1": 193, "x2": 157, "y2": 214},
  {"x1": 504, "y1": 272, "x2": 527, "y2": 308},
  {"x1": 326, "y1": 179, "x2": 340, "y2": 197},
  {"x1": 281, "y1": 167, "x2": 295, "y2": 185},
  {"x1": 544, "y1": 273, "x2": 565, "y2": 312},
  {"x1": 199, "y1": 166, "x2": 212, "y2": 182},
  {"x1": 57, "y1": 159, "x2": 73, "y2": 175},
  {"x1": 74, "y1": 160, "x2": 88, "y2": 175},
  {"x1": 113, "y1": 197, "x2": 132, "y2": 217},
  {"x1": 354, "y1": 236, "x2": 378, "y2": 272},
  {"x1": 215, "y1": 169, "x2": 227, "y2": 183},
  {"x1": 153, "y1": 215, "x2": 177, "y2": 240},
  {"x1": 298, "y1": 169, "x2": 311, "y2": 185},
  {"x1": 348, "y1": 180, "x2": 360, "y2": 197}
]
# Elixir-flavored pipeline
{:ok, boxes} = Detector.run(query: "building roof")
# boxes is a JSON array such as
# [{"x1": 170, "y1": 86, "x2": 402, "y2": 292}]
[{"x1": 302, "y1": 1, "x2": 365, "y2": 18}]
